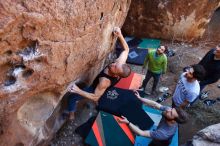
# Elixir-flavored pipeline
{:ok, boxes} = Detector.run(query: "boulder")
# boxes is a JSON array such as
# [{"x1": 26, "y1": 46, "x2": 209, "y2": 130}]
[
  {"x1": 192, "y1": 123, "x2": 220, "y2": 146},
  {"x1": 123, "y1": 0, "x2": 220, "y2": 41}
]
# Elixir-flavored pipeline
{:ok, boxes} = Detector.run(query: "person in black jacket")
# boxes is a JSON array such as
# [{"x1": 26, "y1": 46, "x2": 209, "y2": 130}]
[{"x1": 199, "y1": 44, "x2": 220, "y2": 91}]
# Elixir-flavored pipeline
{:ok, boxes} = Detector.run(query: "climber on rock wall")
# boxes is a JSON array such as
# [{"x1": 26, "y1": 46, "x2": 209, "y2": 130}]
[{"x1": 67, "y1": 27, "x2": 131, "y2": 119}]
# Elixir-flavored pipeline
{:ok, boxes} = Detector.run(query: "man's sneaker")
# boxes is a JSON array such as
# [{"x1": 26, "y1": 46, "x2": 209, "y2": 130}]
[
  {"x1": 138, "y1": 86, "x2": 144, "y2": 91},
  {"x1": 156, "y1": 97, "x2": 165, "y2": 103},
  {"x1": 163, "y1": 92, "x2": 172, "y2": 99},
  {"x1": 68, "y1": 112, "x2": 75, "y2": 120},
  {"x1": 151, "y1": 90, "x2": 157, "y2": 96},
  {"x1": 62, "y1": 110, "x2": 69, "y2": 120},
  {"x1": 199, "y1": 91, "x2": 209, "y2": 100},
  {"x1": 144, "y1": 91, "x2": 151, "y2": 95},
  {"x1": 203, "y1": 99, "x2": 216, "y2": 106}
]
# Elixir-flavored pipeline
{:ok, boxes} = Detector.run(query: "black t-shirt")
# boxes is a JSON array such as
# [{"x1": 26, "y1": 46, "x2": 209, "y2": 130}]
[
  {"x1": 199, "y1": 48, "x2": 220, "y2": 80},
  {"x1": 91, "y1": 65, "x2": 121, "y2": 90}
]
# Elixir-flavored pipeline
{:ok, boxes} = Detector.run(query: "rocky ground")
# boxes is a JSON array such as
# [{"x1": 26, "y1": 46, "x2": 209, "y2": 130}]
[
  {"x1": 50, "y1": 100, "x2": 97, "y2": 146},
  {"x1": 50, "y1": 40, "x2": 220, "y2": 146}
]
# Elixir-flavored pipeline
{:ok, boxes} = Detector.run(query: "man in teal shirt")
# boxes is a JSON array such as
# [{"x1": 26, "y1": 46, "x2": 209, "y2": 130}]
[{"x1": 140, "y1": 46, "x2": 168, "y2": 95}]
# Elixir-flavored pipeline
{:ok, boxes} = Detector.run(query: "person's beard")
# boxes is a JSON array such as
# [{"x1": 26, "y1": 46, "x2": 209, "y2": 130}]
[
  {"x1": 162, "y1": 112, "x2": 174, "y2": 122},
  {"x1": 214, "y1": 50, "x2": 220, "y2": 56},
  {"x1": 164, "y1": 115, "x2": 174, "y2": 121}
]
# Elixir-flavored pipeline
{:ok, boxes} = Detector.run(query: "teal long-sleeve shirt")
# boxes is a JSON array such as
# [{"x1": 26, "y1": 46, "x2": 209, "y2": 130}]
[{"x1": 143, "y1": 50, "x2": 167, "y2": 74}]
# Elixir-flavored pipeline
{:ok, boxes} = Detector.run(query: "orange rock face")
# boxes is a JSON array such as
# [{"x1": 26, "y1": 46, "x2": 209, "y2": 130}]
[
  {"x1": 0, "y1": 0, "x2": 131, "y2": 145},
  {"x1": 123, "y1": 0, "x2": 220, "y2": 42}
]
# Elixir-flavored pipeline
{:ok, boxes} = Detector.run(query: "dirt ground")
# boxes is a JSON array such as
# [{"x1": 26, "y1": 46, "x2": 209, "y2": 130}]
[{"x1": 50, "y1": 9, "x2": 220, "y2": 146}]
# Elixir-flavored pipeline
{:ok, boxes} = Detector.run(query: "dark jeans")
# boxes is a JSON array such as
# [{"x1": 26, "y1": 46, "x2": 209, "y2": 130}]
[
  {"x1": 199, "y1": 78, "x2": 219, "y2": 91},
  {"x1": 68, "y1": 86, "x2": 94, "y2": 112},
  {"x1": 142, "y1": 70, "x2": 161, "y2": 92}
]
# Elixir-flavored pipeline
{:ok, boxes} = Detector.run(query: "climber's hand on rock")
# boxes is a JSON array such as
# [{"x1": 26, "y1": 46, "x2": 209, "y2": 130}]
[
  {"x1": 113, "y1": 27, "x2": 122, "y2": 37},
  {"x1": 68, "y1": 83, "x2": 80, "y2": 93}
]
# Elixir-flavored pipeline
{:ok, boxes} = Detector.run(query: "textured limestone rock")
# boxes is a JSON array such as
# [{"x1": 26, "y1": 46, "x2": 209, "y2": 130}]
[
  {"x1": 0, "y1": 0, "x2": 131, "y2": 145},
  {"x1": 123, "y1": 0, "x2": 220, "y2": 41},
  {"x1": 192, "y1": 123, "x2": 220, "y2": 146}
]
